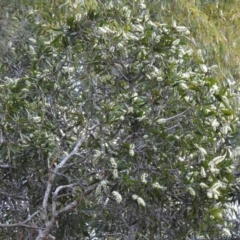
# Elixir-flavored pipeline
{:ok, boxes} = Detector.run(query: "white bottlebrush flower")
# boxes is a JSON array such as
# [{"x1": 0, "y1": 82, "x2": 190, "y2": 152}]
[
  {"x1": 143, "y1": 135, "x2": 148, "y2": 139},
  {"x1": 138, "y1": 0, "x2": 146, "y2": 9},
  {"x1": 200, "y1": 167, "x2": 207, "y2": 178},
  {"x1": 200, "y1": 64, "x2": 208, "y2": 73},
  {"x1": 225, "y1": 165, "x2": 234, "y2": 174},
  {"x1": 178, "y1": 156, "x2": 185, "y2": 162},
  {"x1": 128, "y1": 33, "x2": 139, "y2": 41},
  {"x1": 181, "y1": 72, "x2": 191, "y2": 79},
  {"x1": 172, "y1": 39, "x2": 180, "y2": 46},
  {"x1": 123, "y1": 8, "x2": 131, "y2": 19},
  {"x1": 213, "y1": 190, "x2": 220, "y2": 199},
  {"x1": 104, "y1": 197, "x2": 109, "y2": 206},
  {"x1": 132, "y1": 24, "x2": 144, "y2": 32},
  {"x1": 95, "y1": 180, "x2": 109, "y2": 195},
  {"x1": 207, "y1": 181, "x2": 223, "y2": 199},
  {"x1": 151, "y1": 65, "x2": 160, "y2": 75},
  {"x1": 207, "y1": 190, "x2": 213, "y2": 199},
  {"x1": 209, "y1": 84, "x2": 219, "y2": 94},
  {"x1": 129, "y1": 149, "x2": 135, "y2": 156},
  {"x1": 222, "y1": 228, "x2": 231, "y2": 238},
  {"x1": 98, "y1": 26, "x2": 114, "y2": 34},
  {"x1": 132, "y1": 194, "x2": 138, "y2": 200},
  {"x1": 128, "y1": 106, "x2": 134, "y2": 113},
  {"x1": 187, "y1": 187, "x2": 196, "y2": 196},
  {"x1": 132, "y1": 194, "x2": 146, "y2": 207},
  {"x1": 211, "y1": 181, "x2": 225, "y2": 190},
  {"x1": 62, "y1": 66, "x2": 75, "y2": 73},
  {"x1": 117, "y1": 43, "x2": 124, "y2": 49},
  {"x1": 112, "y1": 191, "x2": 122, "y2": 204},
  {"x1": 141, "y1": 173, "x2": 147, "y2": 184},
  {"x1": 197, "y1": 145, "x2": 207, "y2": 155},
  {"x1": 137, "y1": 197, "x2": 146, "y2": 207},
  {"x1": 74, "y1": 13, "x2": 81, "y2": 21},
  {"x1": 29, "y1": 38, "x2": 36, "y2": 43},
  {"x1": 112, "y1": 168, "x2": 118, "y2": 179},
  {"x1": 209, "y1": 166, "x2": 219, "y2": 174},
  {"x1": 93, "y1": 150, "x2": 102, "y2": 159},
  {"x1": 101, "y1": 180, "x2": 109, "y2": 189},
  {"x1": 129, "y1": 144, "x2": 135, "y2": 156},
  {"x1": 227, "y1": 149, "x2": 233, "y2": 159},
  {"x1": 175, "y1": 26, "x2": 190, "y2": 34},
  {"x1": 221, "y1": 125, "x2": 231, "y2": 135},
  {"x1": 157, "y1": 118, "x2": 166, "y2": 124},
  {"x1": 152, "y1": 182, "x2": 167, "y2": 190},
  {"x1": 132, "y1": 92, "x2": 138, "y2": 98},
  {"x1": 110, "y1": 158, "x2": 117, "y2": 168},
  {"x1": 211, "y1": 118, "x2": 219, "y2": 131},
  {"x1": 109, "y1": 46, "x2": 115, "y2": 52},
  {"x1": 32, "y1": 116, "x2": 41, "y2": 123},
  {"x1": 172, "y1": 20, "x2": 177, "y2": 28},
  {"x1": 209, "y1": 155, "x2": 226, "y2": 167},
  {"x1": 111, "y1": 138, "x2": 118, "y2": 146},
  {"x1": 180, "y1": 83, "x2": 188, "y2": 90},
  {"x1": 139, "y1": 3, "x2": 146, "y2": 9},
  {"x1": 199, "y1": 182, "x2": 208, "y2": 189},
  {"x1": 153, "y1": 35, "x2": 161, "y2": 43}
]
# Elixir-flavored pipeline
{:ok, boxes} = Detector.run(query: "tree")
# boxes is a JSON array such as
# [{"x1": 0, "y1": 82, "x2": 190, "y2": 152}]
[{"x1": 0, "y1": 0, "x2": 236, "y2": 239}]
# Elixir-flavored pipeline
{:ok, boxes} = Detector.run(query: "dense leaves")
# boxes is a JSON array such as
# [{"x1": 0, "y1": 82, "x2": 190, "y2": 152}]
[{"x1": 0, "y1": 0, "x2": 237, "y2": 239}]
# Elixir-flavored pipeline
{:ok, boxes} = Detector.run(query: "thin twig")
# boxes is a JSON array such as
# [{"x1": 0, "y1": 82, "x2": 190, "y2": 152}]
[{"x1": 0, "y1": 211, "x2": 41, "y2": 229}]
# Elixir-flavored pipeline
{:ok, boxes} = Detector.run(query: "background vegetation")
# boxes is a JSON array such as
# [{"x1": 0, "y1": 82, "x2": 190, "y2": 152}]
[{"x1": 0, "y1": 0, "x2": 240, "y2": 239}]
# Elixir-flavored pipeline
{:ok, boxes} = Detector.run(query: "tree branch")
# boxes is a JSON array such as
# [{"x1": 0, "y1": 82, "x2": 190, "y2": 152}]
[
  {"x1": 38, "y1": 123, "x2": 99, "y2": 239},
  {"x1": 57, "y1": 200, "x2": 78, "y2": 216},
  {"x1": 41, "y1": 123, "x2": 99, "y2": 225},
  {"x1": 0, "y1": 210, "x2": 40, "y2": 229},
  {"x1": 52, "y1": 182, "x2": 80, "y2": 214}
]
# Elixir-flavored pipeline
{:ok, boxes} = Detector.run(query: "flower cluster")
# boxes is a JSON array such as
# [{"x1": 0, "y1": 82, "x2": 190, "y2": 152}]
[
  {"x1": 152, "y1": 182, "x2": 167, "y2": 190},
  {"x1": 112, "y1": 191, "x2": 122, "y2": 204},
  {"x1": 141, "y1": 173, "x2": 147, "y2": 184},
  {"x1": 206, "y1": 181, "x2": 226, "y2": 200},
  {"x1": 110, "y1": 158, "x2": 118, "y2": 179},
  {"x1": 132, "y1": 194, "x2": 146, "y2": 207},
  {"x1": 95, "y1": 180, "x2": 109, "y2": 195}
]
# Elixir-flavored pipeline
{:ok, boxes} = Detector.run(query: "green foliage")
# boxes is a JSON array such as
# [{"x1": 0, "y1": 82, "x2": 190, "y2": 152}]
[{"x1": 0, "y1": 0, "x2": 237, "y2": 239}]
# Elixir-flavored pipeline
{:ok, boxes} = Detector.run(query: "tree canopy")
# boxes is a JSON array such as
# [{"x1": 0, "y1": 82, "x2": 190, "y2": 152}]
[{"x1": 0, "y1": 0, "x2": 238, "y2": 239}]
